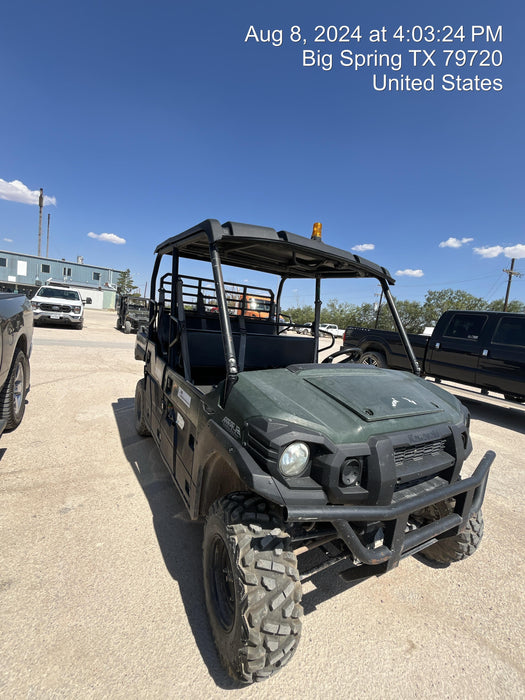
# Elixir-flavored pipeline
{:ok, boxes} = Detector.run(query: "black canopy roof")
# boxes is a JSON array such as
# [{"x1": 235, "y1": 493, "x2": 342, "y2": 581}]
[{"x1": 155, "y1": 219, "x2": 395, "y2": 284}]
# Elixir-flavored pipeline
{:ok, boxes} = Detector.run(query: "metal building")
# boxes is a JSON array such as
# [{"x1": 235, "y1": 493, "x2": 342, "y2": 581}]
[{"x1": 0, "y1": 250, "x2": 123, "y2": 310}]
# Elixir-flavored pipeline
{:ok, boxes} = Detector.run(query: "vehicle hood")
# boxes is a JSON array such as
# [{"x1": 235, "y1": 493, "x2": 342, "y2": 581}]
[
  {"x1": 35, "y1": 294, "x2": 82, "y2": 305},
  {"x1": 223, "y1": 365, "x2": 465, "y2": 445}
]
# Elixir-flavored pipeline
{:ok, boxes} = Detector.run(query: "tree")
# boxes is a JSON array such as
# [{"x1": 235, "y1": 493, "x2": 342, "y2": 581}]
[
  {"x1": 375, "y1": 299, "x2": 426, "y2": 333},
  {"x1": 487, "y1": 299, "x2": 525, "y2": 313},
  {"x1": 423, "y1": 289, "x2": 485, "y2": 326},
  {"x1": 117, "y1": 269, "x2": 135, "y2": 295}
]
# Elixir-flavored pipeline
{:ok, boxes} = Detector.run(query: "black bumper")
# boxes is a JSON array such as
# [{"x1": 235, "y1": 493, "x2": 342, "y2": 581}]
[{"x1": 285, "y1": 450, "x2": 494, "y2": 571}]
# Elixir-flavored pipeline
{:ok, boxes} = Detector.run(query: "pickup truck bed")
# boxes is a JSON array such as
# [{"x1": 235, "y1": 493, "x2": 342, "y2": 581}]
[{"x1": 344, "y1": 310, "x2": 525, "y2": 401}]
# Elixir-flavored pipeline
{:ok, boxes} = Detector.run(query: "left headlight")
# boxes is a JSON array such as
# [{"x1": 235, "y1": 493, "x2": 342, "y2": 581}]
[
  {"x1": 279, "y1": 441, "x2": 310, "y2": 477},
  {"x1": 31, "y1": 301, "x2": 40, "y2": 310},
  {"x1": 72, "y1": 306, "x2": 81, "y2": 313}
]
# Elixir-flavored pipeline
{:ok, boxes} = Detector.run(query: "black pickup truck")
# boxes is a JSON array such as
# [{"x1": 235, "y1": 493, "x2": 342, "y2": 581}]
[
  {"x1": 343, "y1": 310, "x2": 525, "y2": 402},
  {"x1": 0, "y1": 292, "x2": 33, "y2": 434}
]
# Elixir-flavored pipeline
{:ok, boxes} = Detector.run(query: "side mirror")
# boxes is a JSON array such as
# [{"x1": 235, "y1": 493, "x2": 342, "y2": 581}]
[{"x1": 86, "y1": 297, "x2": 92, "y2": 304}]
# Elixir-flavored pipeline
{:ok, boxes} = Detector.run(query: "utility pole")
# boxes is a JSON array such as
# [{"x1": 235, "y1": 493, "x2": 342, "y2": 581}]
[
  {"x1": 38, "y1": 188, "x2": 44, "y2": 256},
  {"x1": 503, "y1": 258, "x2": 523, "y2": 311}
]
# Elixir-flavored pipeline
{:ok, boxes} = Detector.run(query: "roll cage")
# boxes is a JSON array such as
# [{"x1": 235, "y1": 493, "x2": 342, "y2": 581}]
[{"x1": 146, "y1": 219, "x2": 420, "y2": 401}]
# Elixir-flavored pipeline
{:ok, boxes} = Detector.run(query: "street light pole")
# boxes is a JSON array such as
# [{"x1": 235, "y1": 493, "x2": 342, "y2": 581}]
[
  {"x1": 38, "y1": 188, "x2": 44, "y2": 256},
  {"x1": 46, "y1": 213, "x2": 50, "y2": 258}
]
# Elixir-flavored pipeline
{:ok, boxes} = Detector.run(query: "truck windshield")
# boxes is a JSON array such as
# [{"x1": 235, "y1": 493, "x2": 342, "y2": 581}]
[{"x1": 37, "y1": 288, "x2": 81, "y2": 301}]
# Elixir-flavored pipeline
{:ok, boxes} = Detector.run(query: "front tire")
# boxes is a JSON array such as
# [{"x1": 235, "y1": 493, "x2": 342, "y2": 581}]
[
  {"x1": 203, "y1": 493, "x2": 303, "y2": 683},
  {"x1": 421, "y1": 510, "x2": 484, "y2": 565},
  {"x1": 0, "y1": 349, "x2": 29, "y2": 431}
]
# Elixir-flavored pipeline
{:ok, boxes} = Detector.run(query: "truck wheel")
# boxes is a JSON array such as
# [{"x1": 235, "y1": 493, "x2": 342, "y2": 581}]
[
  {"x1": 124, "y1": 320, "x2": 132, "y2": 334},
  {"x1": 203, "y1": 492, "x2": 303, "y2": 683},
  {"x1": 0, "y1": 349, "x2": 29, "y2": 431},
  {"x1": 134, "y1": 379, "x2": 151, "y2": 436},
  {"x1": 421, "y1": 510, "x2": 484, "y2": 565},
  {"x1": 360, "y1": 351, "x2": 387, "y2": 368}
]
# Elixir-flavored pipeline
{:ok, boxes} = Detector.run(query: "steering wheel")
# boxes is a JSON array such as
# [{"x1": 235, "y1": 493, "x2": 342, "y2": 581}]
[{"x1": 321, "y1": 346, "x2": 363, "y2": 364}]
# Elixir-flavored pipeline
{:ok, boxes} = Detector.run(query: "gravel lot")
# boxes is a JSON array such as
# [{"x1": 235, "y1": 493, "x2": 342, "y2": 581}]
[{"x1": 1, "y1": 309, "x2": 524, "y2": 699}]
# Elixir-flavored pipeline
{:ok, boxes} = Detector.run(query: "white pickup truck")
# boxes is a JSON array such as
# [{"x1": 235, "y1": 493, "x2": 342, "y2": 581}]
[
  {"x1": 319, "y1": 323, "x2": 344, "y2": 338},
  {"x1": 31, "y1": 285, "x2": 86, "y2": 329}
]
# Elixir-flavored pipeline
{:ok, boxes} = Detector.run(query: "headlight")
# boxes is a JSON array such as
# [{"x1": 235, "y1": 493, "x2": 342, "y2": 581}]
[
  {"x1": 279, "y1": 441, "x2": 310, "y2": 477},
  {"x1": 72, "y1": 306, "x2": 81, "y2": 313},
  {"x1": 31, "y1": 301, "x2": 39, "y2": 310}
]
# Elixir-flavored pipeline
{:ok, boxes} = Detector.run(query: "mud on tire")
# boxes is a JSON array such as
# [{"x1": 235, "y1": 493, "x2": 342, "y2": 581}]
[{"x1": 203, "y1": 492, "x2": 303, "y2": 683}]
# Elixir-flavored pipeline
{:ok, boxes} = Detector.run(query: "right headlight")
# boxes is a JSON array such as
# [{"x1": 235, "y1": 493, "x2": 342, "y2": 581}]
[{"x1": 279, "y1": 441, "x2": 310, "y2": 477}]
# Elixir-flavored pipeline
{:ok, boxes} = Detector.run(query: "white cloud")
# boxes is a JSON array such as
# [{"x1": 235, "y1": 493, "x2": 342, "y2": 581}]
[
  {"x1": 503, "y1": 244, "x2": 525, "y2": 259},
  {"x1": 396, "y1": 269, "x2": 424, "y2": 277},
  {"x1": 87, "y1": 232, "x2": 126, "y2": 245},
  {"x1": 474, "y1": 243, "x2": 525, "y2": 260},
  {"x1": 352, "y1": 243, "x2": 375, "y2": 252},
  {"x1": 3, "y1": 237, "x2": 13, "y2": 243},
  {"x1": 474, "y1": 245, "x2": 503, "y2": 258},
  {"x1": 439, "y1": 237, "x2": 474, "y2": 248},
  {"x1": 0, "y1": 178, "x2": 56, "y2": 206},
  {"x1": 473, "y1": 245, "x2": 504, "y2": 258}
]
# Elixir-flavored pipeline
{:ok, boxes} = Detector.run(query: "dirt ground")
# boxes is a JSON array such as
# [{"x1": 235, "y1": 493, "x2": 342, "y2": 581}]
[{"x1": 1, "y1": 309, "x2": 524, "y2": 698}]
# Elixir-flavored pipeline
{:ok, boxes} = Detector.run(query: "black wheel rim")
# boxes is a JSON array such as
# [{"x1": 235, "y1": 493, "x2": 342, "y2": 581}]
[{"x1": 210, "y1": 534, "x2": 236, "y2": 632}]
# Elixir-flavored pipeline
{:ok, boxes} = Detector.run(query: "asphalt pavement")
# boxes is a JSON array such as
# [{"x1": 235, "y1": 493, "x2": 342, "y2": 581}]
[{"x1": 1, "y1": 309, "x2": 524, "y2": 699}]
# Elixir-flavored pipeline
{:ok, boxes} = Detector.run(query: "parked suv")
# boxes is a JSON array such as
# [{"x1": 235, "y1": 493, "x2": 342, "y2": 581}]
[
  {"x1": 134, "y1": 219, "x2": 494, "y2": 683},
  {"x1": 31, "y1": 285, "x2": 85, "y2": 329}
]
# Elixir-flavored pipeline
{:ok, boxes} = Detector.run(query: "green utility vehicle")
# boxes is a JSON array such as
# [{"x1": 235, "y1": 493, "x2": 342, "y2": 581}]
[
  {"x1": 116, "y1": 295, "x2": 149, "y2": 334},
  {"x1": 134, "y1": 219, "x2": 493, "y2": 683}
]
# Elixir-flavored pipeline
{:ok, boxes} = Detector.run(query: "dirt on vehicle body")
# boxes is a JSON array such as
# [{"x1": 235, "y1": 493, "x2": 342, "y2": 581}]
[{"x1": 134, "y1": 219, "x2": 494, "y2": 683}]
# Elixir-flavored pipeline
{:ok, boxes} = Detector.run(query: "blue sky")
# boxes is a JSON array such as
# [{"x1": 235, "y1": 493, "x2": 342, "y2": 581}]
[{"x1": 1, "y1": 0, "x2": 523, "y2": 307}]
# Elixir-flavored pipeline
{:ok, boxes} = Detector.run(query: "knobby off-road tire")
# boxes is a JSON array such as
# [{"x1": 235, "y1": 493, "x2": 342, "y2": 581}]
[
  {"x1": 360, "y1": 350, "x2": 387, "y2": 368},
  {"x1": 421, "y1": 510, "x2": 484, "y2": 565},
  {"x1": 0, "y1": 349, "x2": 29, "y2": 431},
  {"x1": 203, "y1": 492, "x2": 303, "y2": 683},
  {"x1": 134, "y1": 379, "x2": 151, "y2": 436}
]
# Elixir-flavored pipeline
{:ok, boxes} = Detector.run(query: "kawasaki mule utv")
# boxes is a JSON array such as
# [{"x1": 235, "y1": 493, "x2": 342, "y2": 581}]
[
  {"x1": 134, "y1": 219, "x2": 493, "y2": 683},
  {"x1": 116, "y1": 295, "x2": 149, "y2": 334}
]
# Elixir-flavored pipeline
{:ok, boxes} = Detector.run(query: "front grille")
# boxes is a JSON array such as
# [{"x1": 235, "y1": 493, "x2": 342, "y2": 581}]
[
  {"x1": 394, "y1": 439, "x2": 446, "y2": 468},
  {"x1": 40, "y1": 303, "x2": 72, "y2": 313}
]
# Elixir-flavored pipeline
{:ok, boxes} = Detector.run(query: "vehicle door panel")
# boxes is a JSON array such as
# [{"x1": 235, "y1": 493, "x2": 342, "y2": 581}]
[
  {"x1": 426, "y1": 313, "x2": 488, "y2": 385},
  {"x1": 161, "y1": 369, "x2": 197, "y2": 505},
  {"x1": 476, "y1": 315, "x2": 525, "y2": 397}
]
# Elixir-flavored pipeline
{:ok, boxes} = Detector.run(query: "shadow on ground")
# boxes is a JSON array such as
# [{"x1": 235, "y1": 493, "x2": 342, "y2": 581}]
[
  {"x1": 459, "y1": 398, "x2": 525, "y2": 436},
  {"x1": 112, "y1": 397, "x2": 239, "y2": 689}
]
